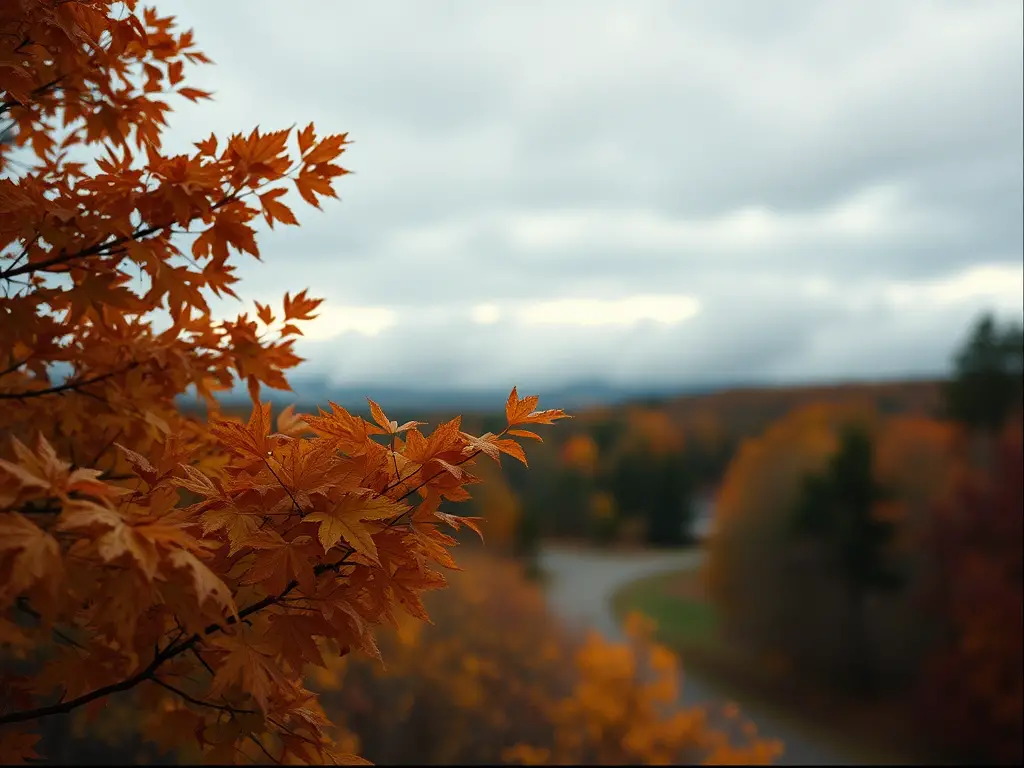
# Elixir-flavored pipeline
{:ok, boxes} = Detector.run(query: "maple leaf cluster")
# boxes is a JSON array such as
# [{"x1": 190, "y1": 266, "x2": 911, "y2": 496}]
[{"x1": 0, "y1": 2, "x2": 569, "y2": 764}]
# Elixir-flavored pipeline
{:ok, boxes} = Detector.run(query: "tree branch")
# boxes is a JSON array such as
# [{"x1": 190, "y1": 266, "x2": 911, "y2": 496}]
[
  {"x1": 263, "y1": 457, "x2": 305, "y2": 517},
  {"x1": 0, "y1": 430, "x2": 509, "y2": 727},
  {"x1": 148, "y1": 676, "x2": 255, "y2": 715},
  {"x1": 0, "y1": 76, "x2": 67, "y2": 117},
  {"x1": 0, "y1": 356, "x2": 32, "y2": 379},
  {"x1": 14, "y1": 599, "x2": 86, "y2": 650},
  {"x1": 247, "y1": 733, "x2": 280, "y2": 764},
  {"x1": 0, "y1": 193, "x2": 238, "y2": 281},
  {"x1": 0, "y1": 645, "x2": 171, "y2": 726},
  {"x1": 0, "y1": 362, "x2": 140, "y2": 400}
]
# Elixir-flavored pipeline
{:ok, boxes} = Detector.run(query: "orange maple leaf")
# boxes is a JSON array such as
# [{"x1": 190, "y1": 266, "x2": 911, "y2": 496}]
[
  {"x1": 207, "y1": 634, "x2": 287, "y2": 712},
  {"x1": 210, "y1": 401, "x2": 275, "y2": 460},
  {"x1": 165, "y1": 548, "x2": 238, "y2": 619},
  {"x1": 0, "y1": 513, "x2": 62, "y2": 603},
  {"x1": 239, "y1": 530, "x2": 318, "y2": 594},
  {"x1": 304, "y1": 492, "x2": 408, "y2": 561},
  {"x1": 259, "y1": 188, "x2": 298, "y2": 229}
]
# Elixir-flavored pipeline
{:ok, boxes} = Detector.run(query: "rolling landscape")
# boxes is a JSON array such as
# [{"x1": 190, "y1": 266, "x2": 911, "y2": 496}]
[{"x1": 2, "y1": 1, "x2": 1020, "y2": 766}]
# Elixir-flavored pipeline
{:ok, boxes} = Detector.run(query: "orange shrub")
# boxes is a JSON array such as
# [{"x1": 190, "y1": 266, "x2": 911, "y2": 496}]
[{"x1": 312, "y1": 553, "x2": 781, "y2": 765}]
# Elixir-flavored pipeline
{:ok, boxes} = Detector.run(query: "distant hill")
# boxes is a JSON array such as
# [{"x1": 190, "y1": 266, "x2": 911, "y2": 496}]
[
  {"x1": 186, "y1": 375, "x2": 946, "y2": 443},
  {"x1": 657, "y1": 377, "x2": 945, "y2": 442},
  {"x1": 189, "y1": 375, "x2": 725, "y2": 414}
]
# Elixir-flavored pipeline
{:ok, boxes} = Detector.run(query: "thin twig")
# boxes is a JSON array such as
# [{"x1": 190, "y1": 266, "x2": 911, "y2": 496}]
[
  {"x1": 247, "y1": 733, "x2": 279, "y2": 764},
  {"x1": 263, "y1": 457, "x2": 304, "y2": 517},
  {"x1": 0, "y1": 356, "x2": 32, "y2": 379},
  {"x1": 149, "y1": 676, "x2": 255, "y2": 715},
  {"x1": 14, "y1": 599, "x2": 86, "y2": 651}
]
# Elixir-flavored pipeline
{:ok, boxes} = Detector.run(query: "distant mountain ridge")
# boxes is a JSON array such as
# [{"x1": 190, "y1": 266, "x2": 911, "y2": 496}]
[
  {"x1": 203, "y1": 376, "x2": 716, "y2": 412},
  {"x1": 200, "y1": 372, "x2": 945, "y2": 414}
]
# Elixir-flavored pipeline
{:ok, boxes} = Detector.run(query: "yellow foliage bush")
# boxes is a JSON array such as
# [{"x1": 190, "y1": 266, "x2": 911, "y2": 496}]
[{"x1": 312, "y1": 553, "x2": 782, "y2": 765}]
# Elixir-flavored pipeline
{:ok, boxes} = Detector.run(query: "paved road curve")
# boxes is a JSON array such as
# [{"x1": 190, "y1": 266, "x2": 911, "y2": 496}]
[{"x1": 537, "y1": 545, "x2": 860, "y2": 766}]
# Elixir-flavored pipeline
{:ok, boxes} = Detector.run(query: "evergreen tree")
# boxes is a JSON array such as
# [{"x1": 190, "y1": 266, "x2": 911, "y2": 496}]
[
  {"x1": 943, "y1": 312, "x2": 1024, "y2": 433},
  {"x1": 609, "y1": 449, "x2": 693, "y2": 546},
  {"x1": 791, "y1": 425, "x2": 904, "y2": 692}
]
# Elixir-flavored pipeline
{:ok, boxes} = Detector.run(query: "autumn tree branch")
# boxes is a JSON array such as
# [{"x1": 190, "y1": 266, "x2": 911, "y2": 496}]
[
  {"x1": 1, "y1": 160, "x2": 313, "y2": 283},
  {"x1": 263, "y1": 457, "x2": 305, "y2": 517},
  {"x1": 0, "y1": 76, "x2": 67, "y2": 117},
  {"x1": 148, "y1": 676, "x2": 256, "y2": 715},
  {"x1": 0, "y1": 361, "x2": 141, "y2": 400},
  {"x1": 14, "y1": 599, "x2": 86, "y2": 650},
  {"x1": 0, "y1": 441, "x2": 498, "y2": 728},
  {"x1": 0, "y1": 191, "x2": 240, "y2": 281},
  {"x1": 248, "y1": 733, "x2": 279, "y2": 764},
  {"x1": 0, "y1": 356, "x2": 31, "y2": 379}
]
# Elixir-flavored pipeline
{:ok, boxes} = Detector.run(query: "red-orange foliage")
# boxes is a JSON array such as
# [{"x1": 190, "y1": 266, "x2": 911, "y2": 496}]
[
  {"x1": 710, "y1": 393, "x2": 1022, "y2": 759},
  {"x1": 708, "y1": 403, "x2": 978, "y2": 688},
  {"x1": 919, "y1": 420, "x2": 1023, "y2": 764},
  {"x1": 0, "y1": 3, "x2": 568, "y2": 763},
  {"x1": 873, "y1": 415, "x2": 961, "y2": 525}
]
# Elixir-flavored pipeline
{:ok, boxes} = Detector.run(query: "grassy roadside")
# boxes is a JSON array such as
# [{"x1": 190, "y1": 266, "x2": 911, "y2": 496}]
[{"x1": 610, "y1": 566, "x2": 947, "y2": 766}]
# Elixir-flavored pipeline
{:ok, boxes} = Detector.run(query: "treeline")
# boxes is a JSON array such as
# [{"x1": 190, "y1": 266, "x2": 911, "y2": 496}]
[
  {"x1": 707, "y1": 311, "x2": 1022, "y2": 765},
  {"x1": 462, "y1": 406, "x2": 718, "y2": 556},
  {"x1": 452, "y1": 364, "x2": 944, "y2": 557}
]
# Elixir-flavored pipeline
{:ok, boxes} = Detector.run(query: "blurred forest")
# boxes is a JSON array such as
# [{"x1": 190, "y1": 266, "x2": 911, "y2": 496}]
[
  {"x1": 186, "y1": 361, "x2": 947, "y2": 555},
  {"x1": 702, "y1": 311, "x2": 1022, "y2": 765},
  {"x1": 153, "y1": 309, "x2": 1021, "y2": 766}
]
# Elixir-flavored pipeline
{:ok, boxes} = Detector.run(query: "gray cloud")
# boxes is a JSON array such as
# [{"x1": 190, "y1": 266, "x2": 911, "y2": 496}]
[{"x1": 166, "y1": 0, "x2": 1023, "y2": 391}]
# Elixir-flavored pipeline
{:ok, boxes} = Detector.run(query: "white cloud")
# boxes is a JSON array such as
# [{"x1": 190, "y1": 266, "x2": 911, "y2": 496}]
[
  {"x1": 160, "y1": 0, "x2": 1021, "y2": 392},
  {"x1": 300, "y1": 306, "x2": 399, "y2": 340},
  {"x1": 499, "y1": 183, "x2": 956, "y2": 254},
  {"x1": 470, "y1": 302, "x2": 502, "y2": 324},
  {"x1": 379, "y1": 182, "x2": 961, "y2": 272},
  {"x1": 883, "y1": 264, "x2": 1024, "y2": 312},
  {"x1": 517, "y1": 295, "x2": 700, "y2": 328},
  {"x1": 207, "y1": 295, "x2": 398, "y2": 341}
]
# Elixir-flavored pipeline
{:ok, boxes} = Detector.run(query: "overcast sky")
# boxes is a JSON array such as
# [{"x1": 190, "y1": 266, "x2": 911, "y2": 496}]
[{"x1": 165, "y1": 0, "x2": 1023, "y2": 392}]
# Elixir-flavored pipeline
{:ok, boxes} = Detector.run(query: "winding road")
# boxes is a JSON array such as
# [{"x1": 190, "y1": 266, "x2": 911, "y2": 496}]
[{"x1": 537, "y1": 545, "x2": 862, "y2": 766}]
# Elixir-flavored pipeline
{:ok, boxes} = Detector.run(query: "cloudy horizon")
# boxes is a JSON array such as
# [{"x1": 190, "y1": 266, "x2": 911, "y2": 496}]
[{"x1": 167, "y1": 0, "x2": 1023, "y2": 394}]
